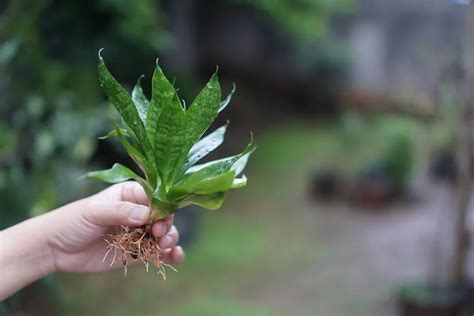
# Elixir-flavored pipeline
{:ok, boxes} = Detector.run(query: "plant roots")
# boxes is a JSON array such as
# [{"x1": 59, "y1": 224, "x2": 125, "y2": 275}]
[{"x1": 102, "y1": 224, "x2": 176, "y2": 279}]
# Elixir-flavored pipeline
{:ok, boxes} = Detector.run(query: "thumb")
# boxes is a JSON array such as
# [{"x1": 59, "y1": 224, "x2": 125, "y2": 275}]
[{"x1": 83, "y1": 201, "x2": 150, "y2": 227}]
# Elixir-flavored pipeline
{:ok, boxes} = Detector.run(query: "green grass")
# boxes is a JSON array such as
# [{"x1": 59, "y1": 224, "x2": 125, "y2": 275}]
[
  {"x1": 59, "y1": 209, "x2": 272, "y2": 315},
  {"x1": 168, "y1": 298, "x2": 270, "y2": 316}
]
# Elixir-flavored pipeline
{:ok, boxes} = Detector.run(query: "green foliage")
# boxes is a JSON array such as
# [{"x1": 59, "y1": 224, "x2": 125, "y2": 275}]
[
  {"x1": 0, "y1": 1, "x2": 168, "y2": 310},
  {"x1": 88, "y1": 53, "x2": 255, "y2": 219},
  {"x1": 381, "y1": 132, "x2": 415, "y2": 191},
  {"x1": 398, "y1": 282, "x2": 463, "y2": 306},
  {"x1": 234, "y1": 0, "x2": 354, "y2": 41},
  {"x1": 0, "y1": 0, "x2": 170, "y2": 223}
]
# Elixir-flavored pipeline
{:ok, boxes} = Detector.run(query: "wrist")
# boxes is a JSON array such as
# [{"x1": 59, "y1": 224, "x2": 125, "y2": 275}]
[
  {"x1": 1, "y1": 216, "x2": 57, "y2": 276},
  {"x1": 0, "y1": 214, "x2": 57, "y2": 300}
]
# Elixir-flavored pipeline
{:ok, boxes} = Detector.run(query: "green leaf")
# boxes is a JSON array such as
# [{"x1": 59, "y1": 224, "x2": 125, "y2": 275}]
[
  {"x1": 155, "y1": 72, "x2": 222, "y2": 188},
  {"x1": 171, "y1": 140, "x2": 255, "y2": 202},
  {"x1": 181, "y1": 123, "x2": 228, "y2": 172},
  {"x1": 168, "y1": 171, "x2": 235, "y2": 200},
  {"x1": 86, "y1": 163, "x2": 154, "y2": 199},
  {"x1": 154, "y1": 87, "x2": 187, "y2": 188},
  {"x1": 178, "y1": 192, "x2": 225, "y2": 210},
  {"x1": 98, "y1": 128, "x2": 128, "y2": 140},
  {"x1": 87, "y1": 163, "x2": 142, "y2": 183},
  {"x1": 186, "y1": 72, "x2": 222, "y2": 142},
  {"x1": 89, "y1": 56, "x2": 255, "y2": 219},
  {"x1": 132, "y1": 75, "x2": 149, "y2": 124},
  {"x1": 98, "y1": 52, "x2": 147, "y2": 146},
  {"x1": 115, "y1": 127, "x2": 157, "y2": 188},
  {"x1": 115, "y1": 127, "x2": 146, "y2": 162},
  {"x1": 231, "y1": 175, "x2": 247, "y2": 188},
  {"x1": 147, "y1": 62, "x2": 180, "y2": 147},
  {"x1": 185, "y1": 139, "x2": 256, "y2": 177},
  {"x1": 219, "y1": 83, "x2": 235, "y2": 113},
  {"x1": 150, "y1": 197, "x2": 177, "y2": 218},
  {"x1": 192, "y1": 171, "x2": 235, "y2": 194},
  {"x1": 98, "y1": 51, "x2": 155, "y2": 164},
  {"x1": 230, "y1": 144, "x2": 254, "y2": 175},
  {"x1": 157, "y1": 71, "x2": 222, "y2": 188}
]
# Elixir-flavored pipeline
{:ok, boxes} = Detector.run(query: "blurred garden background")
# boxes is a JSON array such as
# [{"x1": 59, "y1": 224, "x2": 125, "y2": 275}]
[{"x1": 1, "y1": 0, "x2": 474, "y2": 315}]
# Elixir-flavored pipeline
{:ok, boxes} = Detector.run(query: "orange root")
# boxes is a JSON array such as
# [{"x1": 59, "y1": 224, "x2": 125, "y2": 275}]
[{"x1": 102, "y1": 225, "x2": 176, "y2": 279}]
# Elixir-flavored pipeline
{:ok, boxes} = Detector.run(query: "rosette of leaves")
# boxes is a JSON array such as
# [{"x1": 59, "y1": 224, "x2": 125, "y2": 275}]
[{"x1": 88, "y1": 50, "x2": 255, "y2": 220}]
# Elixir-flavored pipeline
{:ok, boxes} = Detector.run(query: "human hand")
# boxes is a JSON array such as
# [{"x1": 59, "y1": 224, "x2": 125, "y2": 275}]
[
  {"x1": 44, "y1": 181, "x2": 185, "y2": 272},
  {"x1": 0, "y1": 182, "x2": 185, "y2": 300}
]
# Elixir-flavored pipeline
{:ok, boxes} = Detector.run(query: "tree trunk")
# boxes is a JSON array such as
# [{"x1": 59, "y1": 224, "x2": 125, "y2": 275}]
[{"x1": 451, "y1": 3, "x2": 474, "y2": 283}]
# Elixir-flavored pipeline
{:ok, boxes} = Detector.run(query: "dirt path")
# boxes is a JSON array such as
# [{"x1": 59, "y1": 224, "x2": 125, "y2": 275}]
[{"x1": 255, "y1": 181, "x2": 473, "y2": 316}]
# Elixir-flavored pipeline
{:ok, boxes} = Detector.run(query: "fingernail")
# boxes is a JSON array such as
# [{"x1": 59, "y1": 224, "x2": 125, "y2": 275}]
[
  {"x1": 160, "y1": 236, "x2": 172, "y2": 248},
  {"x1": 130, "y1": 206, "x2": 149, "y2": 221}
]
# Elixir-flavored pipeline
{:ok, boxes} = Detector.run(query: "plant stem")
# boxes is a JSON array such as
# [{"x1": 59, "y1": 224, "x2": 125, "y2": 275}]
[{"x1": 149, "y1": 200, "x2": 175, "y2": 221}]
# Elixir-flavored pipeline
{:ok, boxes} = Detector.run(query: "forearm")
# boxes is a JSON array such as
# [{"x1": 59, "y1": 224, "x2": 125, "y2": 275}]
[{"x1": 0, "y1": 214, "x2": 56, "y2": 300}]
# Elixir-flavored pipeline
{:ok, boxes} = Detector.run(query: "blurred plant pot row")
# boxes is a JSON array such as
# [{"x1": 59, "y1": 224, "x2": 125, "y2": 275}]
[
  {"x1": 398, "y1": 282, "x2": 474, "y2": 316},
  {"x1": 310, "y1": 148, "x2": 474, "y2": 208}
]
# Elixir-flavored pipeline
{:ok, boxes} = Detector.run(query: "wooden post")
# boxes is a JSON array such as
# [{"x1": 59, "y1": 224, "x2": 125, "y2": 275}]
[{"x1": 451, "y1": 2, "x2": 474, "y2": 283}]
